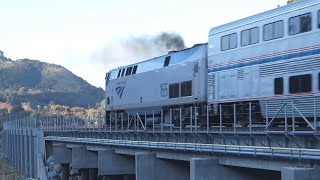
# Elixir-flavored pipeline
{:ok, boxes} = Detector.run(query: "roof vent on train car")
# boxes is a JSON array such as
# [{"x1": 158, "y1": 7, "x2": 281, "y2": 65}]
[{"x1": 168, "y1": 50, "x2": 178, "y2": 54}]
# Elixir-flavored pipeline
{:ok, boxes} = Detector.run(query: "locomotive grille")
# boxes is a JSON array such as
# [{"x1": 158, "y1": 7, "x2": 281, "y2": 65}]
[
  {"x1": 208, "y1": 73, "x2": 215, "y2": 100},
  {"x1": 260, "y1": 56, "x2": 320, "y2": 77},
  {"x1": 237, "y1": 69, "x2": 245, "y2": 80}
]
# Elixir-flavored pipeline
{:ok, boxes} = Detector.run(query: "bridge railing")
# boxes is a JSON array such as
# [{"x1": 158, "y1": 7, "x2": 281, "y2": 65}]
[{"x1": 4, "y1": 96, "x2": 320, "y2": 135}]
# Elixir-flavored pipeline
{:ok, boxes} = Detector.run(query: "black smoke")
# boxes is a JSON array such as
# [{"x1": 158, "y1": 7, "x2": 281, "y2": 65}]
[{"x1": 93, "y1": 32, "x2": 186, "y2": 69}]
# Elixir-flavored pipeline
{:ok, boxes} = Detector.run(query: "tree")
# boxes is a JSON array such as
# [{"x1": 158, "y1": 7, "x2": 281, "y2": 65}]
[{"x1": 287, "y1": 0, "x2": 299, "y2": 4}]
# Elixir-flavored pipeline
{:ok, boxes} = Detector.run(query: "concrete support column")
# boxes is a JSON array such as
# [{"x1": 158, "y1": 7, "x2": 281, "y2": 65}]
[
  {"x1": 61, "y1": 163, "x2": 70, "y2": 180},
  {"x1": 98, "y1": 149, "x2": 135, "y2": 176},
  {"x1": 23, "y1": 129, "x2": 29, "y2": 177},
  {"x1": 135, "y1": 152, "x2": 189, "y2": 180},
  {"x1": 89, "y1": 168, "x2": 98, "y2": 180},
  {"x1": 80, "y1": 168, "x2": 89, "y2": 180},
  {"x1": 281, "y1": 167, "x2": 320, "y2": 180}
]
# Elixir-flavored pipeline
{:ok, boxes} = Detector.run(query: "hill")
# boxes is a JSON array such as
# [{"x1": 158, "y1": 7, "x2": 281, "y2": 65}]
[{"x1": 0, "y1": 51, "x2": 105, "y2": 108}]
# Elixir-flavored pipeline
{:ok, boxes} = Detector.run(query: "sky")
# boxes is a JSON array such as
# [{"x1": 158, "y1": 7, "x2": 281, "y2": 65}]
[{"x1": 0, "y1": 0, "x2": 289, "y2": 89}]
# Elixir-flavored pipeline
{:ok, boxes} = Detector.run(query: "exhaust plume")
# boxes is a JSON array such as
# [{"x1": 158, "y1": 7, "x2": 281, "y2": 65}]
[{"x1": 94, "y1": 32, "x2": 186, "y2": 69}]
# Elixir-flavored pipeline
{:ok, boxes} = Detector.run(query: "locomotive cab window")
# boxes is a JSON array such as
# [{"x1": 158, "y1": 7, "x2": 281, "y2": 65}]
[
  {"x1": 274, "y1": 77, "x2": 283, "y2": 95},
  {"x1": 125, "y1": 67, "x2": 133, "y2": 76},
  {"x1": 164, "y1": 56, "x2": 171, "y2": 67},
  {"x1": 132, "y1": 65, "x2": 138, "y2": 74},
  {"x1": 241, "y1": 27, "x2": 259, "y2": 46},
  {"x1": 169, "y1": 83, "x2": 180, "y2": 98},
  {"x1": 121, "y1": 68, "x2": 125, "y2": 77},
  {"x1": 117, "y1": 70, "x2": 121, "y2": 78},
  {"x1": 289, "y1": 13, "x2": 312, "y2": 35},
  {"x1": 264, "y1": 20, "x2": 284, "y2": 41},
  {"x1": 289, "y1": 74, "x2": 312, "y2": 94},
  {"x1": 181, "y1": 81, "x2": 192, "y2": 97},
  {"x1": 221, "y1": 33, "x2": 237, "y2": 51}
]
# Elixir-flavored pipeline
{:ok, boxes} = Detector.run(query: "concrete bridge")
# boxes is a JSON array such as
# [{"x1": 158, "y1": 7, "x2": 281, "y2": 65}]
[{"x1": 2, "y1": 105, "x2": 320, "y2": 180}]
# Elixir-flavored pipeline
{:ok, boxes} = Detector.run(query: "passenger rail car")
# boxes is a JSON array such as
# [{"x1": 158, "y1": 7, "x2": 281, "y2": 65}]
[{"x1": 208, "y1": 0, "x2": 320, "y2": 125}]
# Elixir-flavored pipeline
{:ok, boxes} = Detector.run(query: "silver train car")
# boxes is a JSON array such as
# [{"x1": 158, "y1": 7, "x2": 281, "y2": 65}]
[
  {"x1": 105, "y1": 44, "x2": 207, "y2": 124},
  {"x1": 208, "y1": 0, "x2": 320, "y2": 126}
]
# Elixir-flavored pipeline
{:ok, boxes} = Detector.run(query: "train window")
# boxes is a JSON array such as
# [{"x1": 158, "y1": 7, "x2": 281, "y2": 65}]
[
  {"x1": 274, "y1": 77, "x2": 283, "y2": 95},
  {"x1": 125, "y1": 67, "x2": 133, "y2": 76},
  {"x1": 221, "y1": 33, "x2": 237, "y2": 51},
  {"x1": 164, "y1": 56, "x2": 171, "y2": 67},
  {"x1": 169, "y1": 83, "x2": 180, "y2": 98},
  {"x1": 117, "y1": 70, "x2": 121, "y2": 78},
  {"x1": 264, "y1": 20, "x2": 284, "y2": 41},
  {"x1": 181, "y1": 81, "x2": 192, "y2": 97},
  {"x1": 289, "y1": 13, "x2": 312, "y2": 35},
  {"x1": 318, "y1": 10, "x2": 320, "y2": 29},
  {"x1": 289, "y1": 74, "x2": 312, "y2": 94},
  {"x1": 121, "y1": 68, "x2": 125, "y2": 77},
  {"x1": 132, "y1": 65, "x2": 138, "y2": 74},
  {"x1": 241, "y1": 27, "x2": 259, "y2": 46},
  {"x1": 107, "y1": 97, "x2": 110, "y2": 105}
]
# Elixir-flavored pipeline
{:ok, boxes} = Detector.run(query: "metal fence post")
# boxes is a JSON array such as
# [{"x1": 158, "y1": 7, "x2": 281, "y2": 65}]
[
  {"x1": 219, "y1": 104, "x2": 222, "y2": 134},
  {"x1": 179, "y1": 107, "x2": 182, "y2": 134},
  {"x1": 233, "y1": 103, "x2": 236, "y2": 134},
  {"x1": 207, "y1": 105, "x2": 209, "y2": 134},
  {"x1": 249, "y1": 102, "x2": 252, "y2": 134},
  {"x1": 190, "y1": 107, "x2": 193, "y2": 133}
]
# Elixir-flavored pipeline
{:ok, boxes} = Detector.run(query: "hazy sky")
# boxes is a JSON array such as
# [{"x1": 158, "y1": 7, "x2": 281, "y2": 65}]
[{"x1": 0, "y1": 0, "x2": 288, "y2": 89}]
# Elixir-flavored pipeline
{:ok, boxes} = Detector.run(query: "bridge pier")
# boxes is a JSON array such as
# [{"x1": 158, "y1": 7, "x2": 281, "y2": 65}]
[
  {"x1": 281, "y1": 167, "x2": 320, "y2": 180},
  {"x1": 61, "y1": 163, "x2": 70, "y2": 180},
  {"x1": 80, "y1": 168, "x2": 89, "y2": 180},
  {"x1": 89, "y1": 168, "x2": 98, "y2": 180},
  {"x1": 98, "y1": 149, "x2": 135, "y2": 177},
  {"x1": 135, "y1": 152, "x2": 189, "y2": 180},
  {"x1": 72, "y1": 146, "x2": 98, "y2": 180}
]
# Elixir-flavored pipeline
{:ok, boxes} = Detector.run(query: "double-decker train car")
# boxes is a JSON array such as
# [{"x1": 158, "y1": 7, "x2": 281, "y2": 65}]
[
  {"x1": 208, "y1": 0, "x2": 320, "y2": 126},
  {"x1": 105, "y1": 44, "x2": 207, "y2": 124}
]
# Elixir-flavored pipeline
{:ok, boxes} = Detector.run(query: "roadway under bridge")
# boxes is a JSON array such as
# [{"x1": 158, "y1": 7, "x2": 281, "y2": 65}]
[{"x1": 2, "y1": 102, "x2": 320, "y2": 179}]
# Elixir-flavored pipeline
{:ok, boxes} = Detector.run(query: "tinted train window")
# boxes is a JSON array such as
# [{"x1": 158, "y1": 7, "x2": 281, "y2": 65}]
[
  {"x1": 117, "y1": 70, "x2": 121, "y2": 78},
  {"x1": 164, "y1": 56, "x2": 171, "y2": 67},
  {"x1": 289, "y1": 13, "x2": 312, "y2": 35},
  {"x1": 274, "y1": 77, "x2": 283, "y2": 95},
  {"x1": 289, "y1": 74, "x2": 312, "y2": 94},
  {"x1": 264, "y1": 20, "x2": 284, "y2": 41},
  {"x1": 121, "y1": 69, "x2": 125, "y2": 77},
  {"x1": 221, "y1": 33, "x2": 237, "y2": 51},
  {"x1": 132, "y1": 65, "x2": 138, "y2": 74},
  {"x1": 107, "y1": 97, "x2": 110, "y2": 105},
  {"x1": 181, "y1": 81, "x2": 192, "y2": 97},
  {"x1": 169, "y1": 83, "x2": 180, "y2": 98},
  {"x1": 125, "y1": 67, "x2": 132, "y2": 76},
  {"x1": 318, "y1": 10, "x2": 320, "y2": 29},
  {"x1": 241, "y1": 27, "x2": 259, "y2": 46}
]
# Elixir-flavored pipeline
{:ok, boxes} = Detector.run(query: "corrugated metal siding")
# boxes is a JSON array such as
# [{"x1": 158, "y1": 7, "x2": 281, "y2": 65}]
[{"x1": 260, "y1": 56, "x2": 320, "y2": 77}]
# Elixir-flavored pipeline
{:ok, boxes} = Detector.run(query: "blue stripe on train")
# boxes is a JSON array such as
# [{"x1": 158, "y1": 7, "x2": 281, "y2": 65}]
[{"x1": 208, "y1": 48, "x2": 320, "y2": 73}]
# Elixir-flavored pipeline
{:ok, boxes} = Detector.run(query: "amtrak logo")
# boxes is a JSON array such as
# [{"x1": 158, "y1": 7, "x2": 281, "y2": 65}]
[{"x1": 115, "y1": 85, "x2": 125, "y2": 98}]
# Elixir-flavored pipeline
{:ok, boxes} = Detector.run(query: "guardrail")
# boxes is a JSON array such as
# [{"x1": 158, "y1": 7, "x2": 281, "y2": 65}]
[{"x1": 45, "y1": 136, "x2": 320, "y2": 160}]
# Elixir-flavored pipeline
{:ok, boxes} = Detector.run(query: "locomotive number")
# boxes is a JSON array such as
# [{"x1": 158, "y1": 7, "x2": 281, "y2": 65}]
[{"x1": 160, "y1": 83, "x2": 168, "y2": 97}]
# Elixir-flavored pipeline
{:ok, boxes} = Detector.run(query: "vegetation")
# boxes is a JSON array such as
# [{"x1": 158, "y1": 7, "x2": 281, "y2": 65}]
[
  {"x1": 0, "y1": 51, "x2": 104, "y2": 108},
  {"x1": 287, "y1": 0, "x2": 299, "y2": 4}
]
